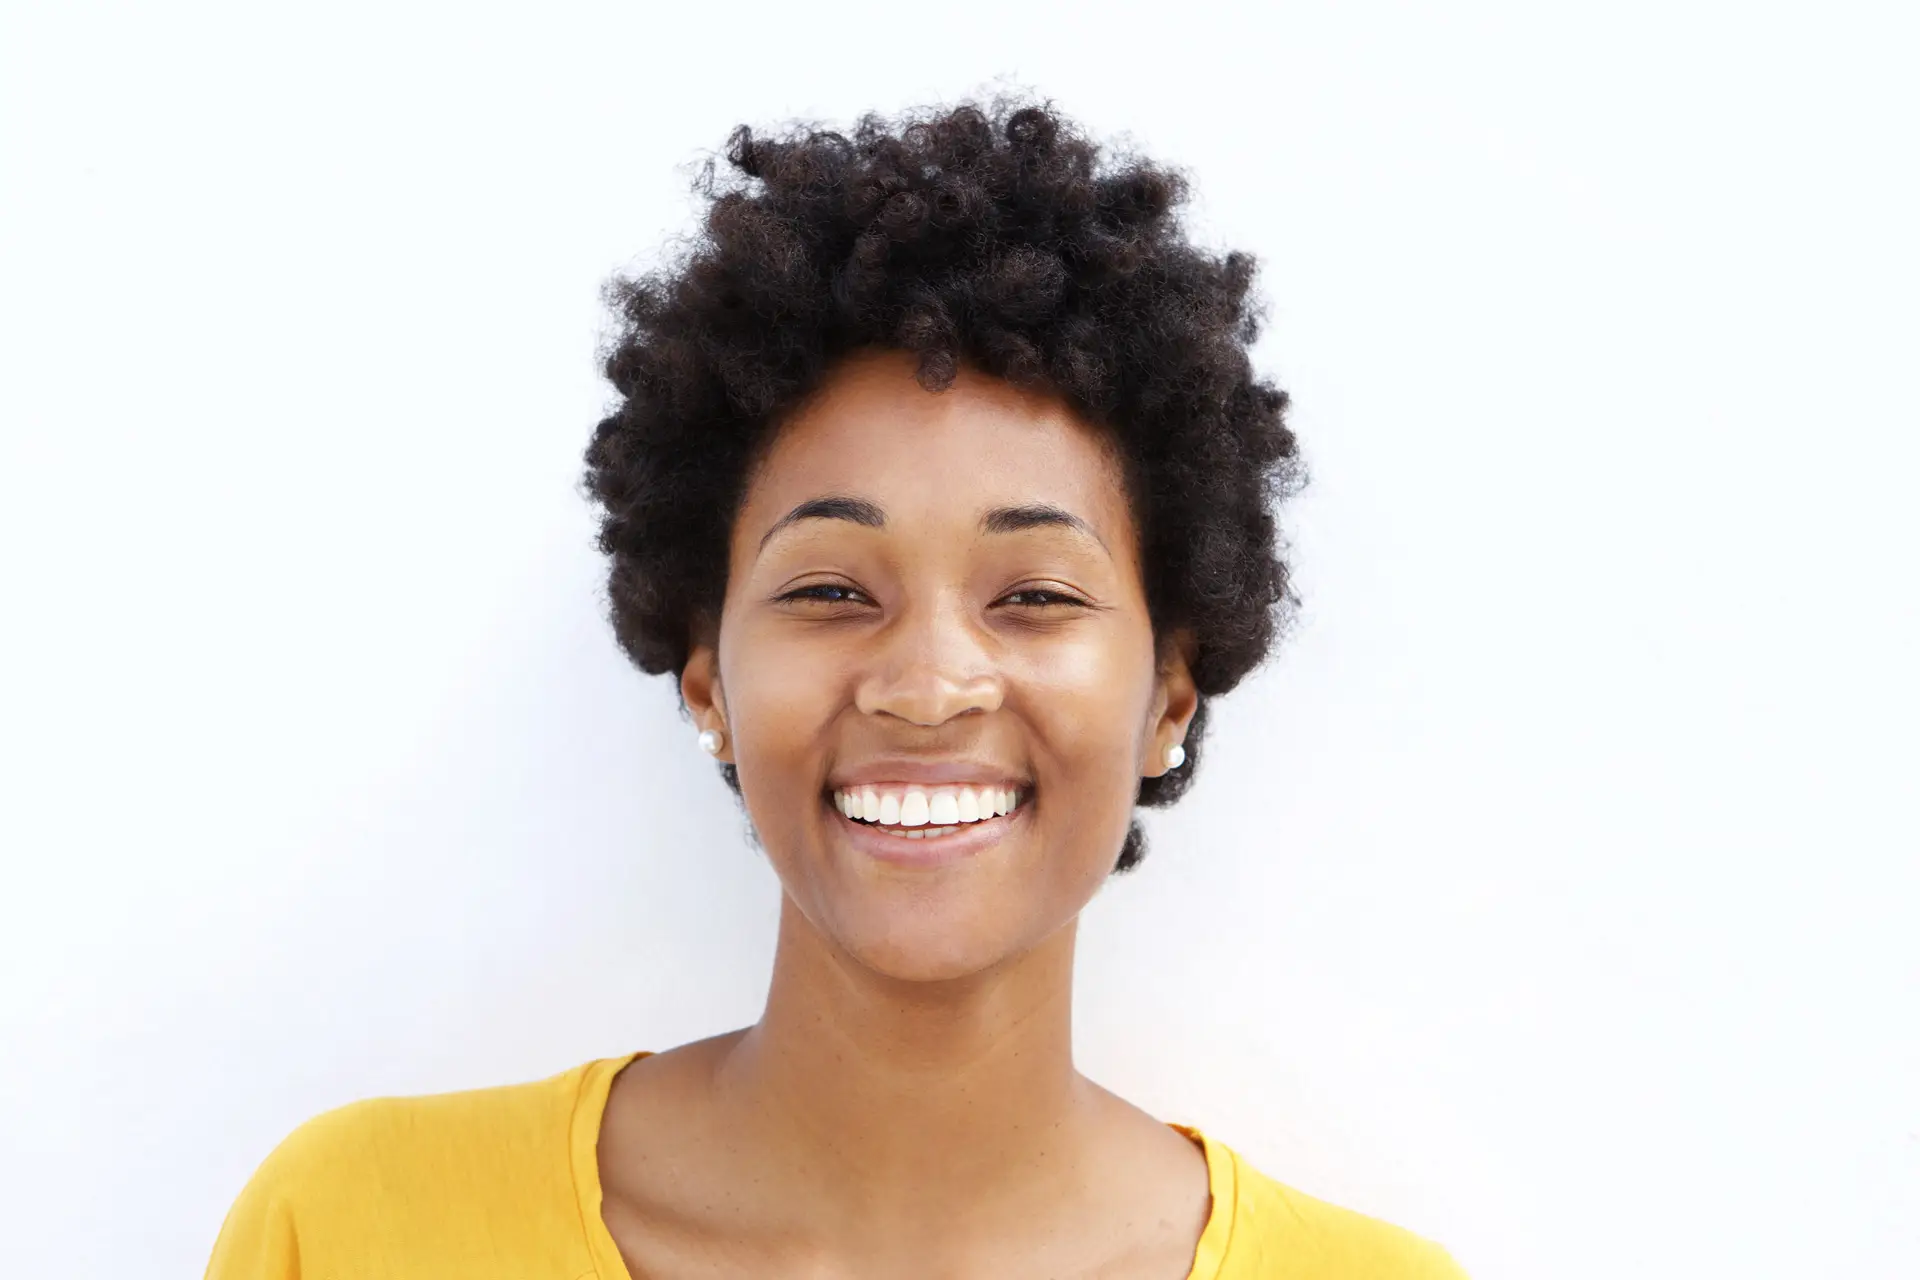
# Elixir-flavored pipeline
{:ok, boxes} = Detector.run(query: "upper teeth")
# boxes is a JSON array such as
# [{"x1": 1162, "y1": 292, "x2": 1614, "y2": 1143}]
[{"x1": 833, "y1": 784, "x2": 1022, "y2": 827}]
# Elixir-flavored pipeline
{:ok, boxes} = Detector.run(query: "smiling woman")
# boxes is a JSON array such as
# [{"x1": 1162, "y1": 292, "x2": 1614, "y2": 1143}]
[
  {"x1": 683, "y1": 353, "x2": 1186, "y2": 988},
  {"x1": 203, "y1": 97, "x2": 1468, "y2": 1280}
]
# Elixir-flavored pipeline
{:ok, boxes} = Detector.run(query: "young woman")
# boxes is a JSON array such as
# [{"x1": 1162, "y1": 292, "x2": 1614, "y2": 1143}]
[{"x1": 206, "y1": 98, "x2": 1468, "y2": 1280}]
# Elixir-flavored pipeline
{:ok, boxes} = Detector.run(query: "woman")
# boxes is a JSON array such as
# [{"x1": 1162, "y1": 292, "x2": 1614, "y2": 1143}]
[{"x1": 206, "y1": 97, "x2": 1468, "y2": 1279}]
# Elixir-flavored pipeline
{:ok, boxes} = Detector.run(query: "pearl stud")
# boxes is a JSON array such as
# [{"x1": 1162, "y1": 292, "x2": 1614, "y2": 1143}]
[
  {"x1": 697, "y1": 728, "x2": 724, "y2": 756},
  {"x1": 1164, "y1": 743, "x2": 1186, "y2": 769}
]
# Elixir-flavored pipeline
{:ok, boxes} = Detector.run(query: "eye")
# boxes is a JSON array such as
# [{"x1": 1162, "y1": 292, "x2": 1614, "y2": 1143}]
[
  {"x1": 996, "y1": 587, "x2": 1091, "y2": 609},
  {"x1": 776, "y1": 582, "x2": 872, "y2": 606}
]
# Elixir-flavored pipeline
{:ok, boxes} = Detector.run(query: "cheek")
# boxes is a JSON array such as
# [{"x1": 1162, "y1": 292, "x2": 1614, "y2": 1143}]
[
  {"x1": 721, "y1": 639, "x2": 843, "y2": 786},
  {"x1": 1017, "y1": 626, "x2": 1159, "y2": 791}
]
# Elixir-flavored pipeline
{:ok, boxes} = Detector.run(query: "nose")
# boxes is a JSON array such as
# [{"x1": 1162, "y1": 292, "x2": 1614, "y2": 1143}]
[{"x1": 853, "y1": 594, "x2": 1003, "y2": 726}]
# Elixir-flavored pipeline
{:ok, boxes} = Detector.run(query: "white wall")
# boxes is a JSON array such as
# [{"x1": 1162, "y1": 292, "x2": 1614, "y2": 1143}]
[{"x1": 2, "y1": 2, "x2": 1915, "y2": 1276}]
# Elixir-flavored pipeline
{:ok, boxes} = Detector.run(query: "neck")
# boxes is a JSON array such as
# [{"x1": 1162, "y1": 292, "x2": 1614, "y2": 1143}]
[{"x1": 713, "y1": 896, "x2": 1094, "y2": 1207}]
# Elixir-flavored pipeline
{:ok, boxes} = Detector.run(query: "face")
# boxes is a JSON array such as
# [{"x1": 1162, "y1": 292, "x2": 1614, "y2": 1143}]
[{"x1": 680, "y1": 348, "x2": 1196, "y2": 982}]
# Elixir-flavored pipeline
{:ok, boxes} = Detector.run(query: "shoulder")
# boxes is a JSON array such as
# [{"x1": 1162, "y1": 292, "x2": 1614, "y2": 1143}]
[
  {"x1": 204, "y1": 1057, "x2": 626, "y2": 1279},
  {"x1": 274, "y1": 1058, "x2": 597, "y2": 1174},
  {"x1": 1200, "y1": 1134, "x2": 1469, "y2": 1280},
  {"x1": 241, "y1": 1059, "x2": 593, "y2": 1209}
]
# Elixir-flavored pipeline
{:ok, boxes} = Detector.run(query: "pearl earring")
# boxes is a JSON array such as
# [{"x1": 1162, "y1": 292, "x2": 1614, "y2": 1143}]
[
  {"x1": 697, "y1": 728, "x2": 724, "y2": 756},
  {"x1": 1164, "y1": 743, "x2": 1186, "y2": 770}
]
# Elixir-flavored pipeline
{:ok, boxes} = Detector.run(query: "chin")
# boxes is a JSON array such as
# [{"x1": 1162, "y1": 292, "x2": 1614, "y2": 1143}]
[
  {"x1": 823, "y1": 900, "x2": 1044, "y2": 985},
  {"x1": 764, "y1": 803, "x2": 1105, "y2": 984}
]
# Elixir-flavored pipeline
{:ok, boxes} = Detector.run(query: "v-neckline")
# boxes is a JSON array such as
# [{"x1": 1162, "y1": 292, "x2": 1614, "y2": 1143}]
[{"x1": 567, "y1": 1050, "x2": 1237, "y2": 1280}]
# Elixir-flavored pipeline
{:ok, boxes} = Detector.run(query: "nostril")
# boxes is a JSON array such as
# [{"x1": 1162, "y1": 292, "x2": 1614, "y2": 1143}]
[{"x1": 853, "y1": 665, "x2": 1003, "y2": 725}]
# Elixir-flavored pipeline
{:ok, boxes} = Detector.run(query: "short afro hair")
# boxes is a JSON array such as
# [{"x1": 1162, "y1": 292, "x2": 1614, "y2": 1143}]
[{"x1": 584, "y1": 94, "x2": 1302, "y2": 872}]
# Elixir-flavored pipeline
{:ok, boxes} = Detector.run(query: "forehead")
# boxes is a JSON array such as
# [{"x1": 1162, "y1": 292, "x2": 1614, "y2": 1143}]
[{"x1": 737, "y1": 350, "x2": 1136, "y2": 546}]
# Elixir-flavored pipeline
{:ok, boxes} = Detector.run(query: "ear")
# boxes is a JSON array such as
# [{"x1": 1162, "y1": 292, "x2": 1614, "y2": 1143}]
[
  {"x1": 679, "y1": 642, "x2": 734, "y2": 764},
  {"x1": 1142, "y1": 629, "x2": 1200, "y2": 778}
]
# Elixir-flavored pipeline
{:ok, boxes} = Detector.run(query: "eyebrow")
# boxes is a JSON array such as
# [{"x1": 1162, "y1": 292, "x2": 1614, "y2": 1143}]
[
  {"x1": 979, "y1": 503, "x2": 1110, "y2": 556},
  {"x1": 756, "y1": 496, "x2": 1110, "y2": 557},
  {"x1": 757, "y1": 496, "x2": 886, "y2": 552}
]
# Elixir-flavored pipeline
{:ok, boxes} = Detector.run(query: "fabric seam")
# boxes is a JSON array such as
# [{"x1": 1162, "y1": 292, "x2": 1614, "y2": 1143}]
[
  {"x1": 1215, "y1": 1141, "x2": 1244, "y2": 1274},
  {"x1": 566, "y1": 1058, "x2": 603, "y2": 1279}
]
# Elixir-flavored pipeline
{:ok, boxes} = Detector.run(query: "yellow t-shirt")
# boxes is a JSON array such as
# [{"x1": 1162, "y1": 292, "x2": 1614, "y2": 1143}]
[{"x1": 204, "y1": 1052, "x2": 1467, "y2": 1279}]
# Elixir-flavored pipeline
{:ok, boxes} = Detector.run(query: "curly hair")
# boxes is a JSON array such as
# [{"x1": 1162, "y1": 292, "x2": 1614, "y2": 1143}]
[{"x1": 584, "y1": 95, "x2": 1302, "y2": 872}]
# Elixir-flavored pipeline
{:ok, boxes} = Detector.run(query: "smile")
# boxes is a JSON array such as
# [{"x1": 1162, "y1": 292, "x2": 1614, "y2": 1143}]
[{"x1": 830, "y1": 784, "x2": 1025, "y2": 839}]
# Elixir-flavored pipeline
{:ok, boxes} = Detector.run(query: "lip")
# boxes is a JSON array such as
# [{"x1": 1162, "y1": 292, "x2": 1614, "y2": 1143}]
[
  {"x1": 826, "y1": 758, "x2": 1029, "y2": 790},
  {"x1": 827, "y1": 795, "x2": 1023, "y2": 868}
]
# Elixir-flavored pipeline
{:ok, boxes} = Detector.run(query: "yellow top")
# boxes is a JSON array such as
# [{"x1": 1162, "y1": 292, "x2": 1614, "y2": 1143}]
[{"x1": 204, "y1": 1052, "x2": 1467, "y2": 1279}]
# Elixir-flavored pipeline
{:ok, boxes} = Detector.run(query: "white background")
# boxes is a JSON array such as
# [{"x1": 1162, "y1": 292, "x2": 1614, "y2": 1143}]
[{"x1": 2, "y1": 2, "x2": 1915, "y2": 1276}]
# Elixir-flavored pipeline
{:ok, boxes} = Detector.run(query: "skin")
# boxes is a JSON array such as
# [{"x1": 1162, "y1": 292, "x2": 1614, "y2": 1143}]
[{"x1": 598, "y1": 347, "x2": 1208, "y2": 1279}]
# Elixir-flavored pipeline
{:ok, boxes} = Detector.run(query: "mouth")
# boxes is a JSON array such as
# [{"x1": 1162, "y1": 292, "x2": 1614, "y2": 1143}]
[{"x1": 829, "y1": 782, "x2": 1026, "y2": 838}]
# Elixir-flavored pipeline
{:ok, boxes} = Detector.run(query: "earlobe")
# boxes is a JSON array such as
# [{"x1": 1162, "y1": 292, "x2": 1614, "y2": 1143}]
[
  {"x1": 1145, "y1": 630, "x2": 1200, "y2": 778},
  {"x1": 680, "y1": 644, "x2": 732, "y2": 762}
]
